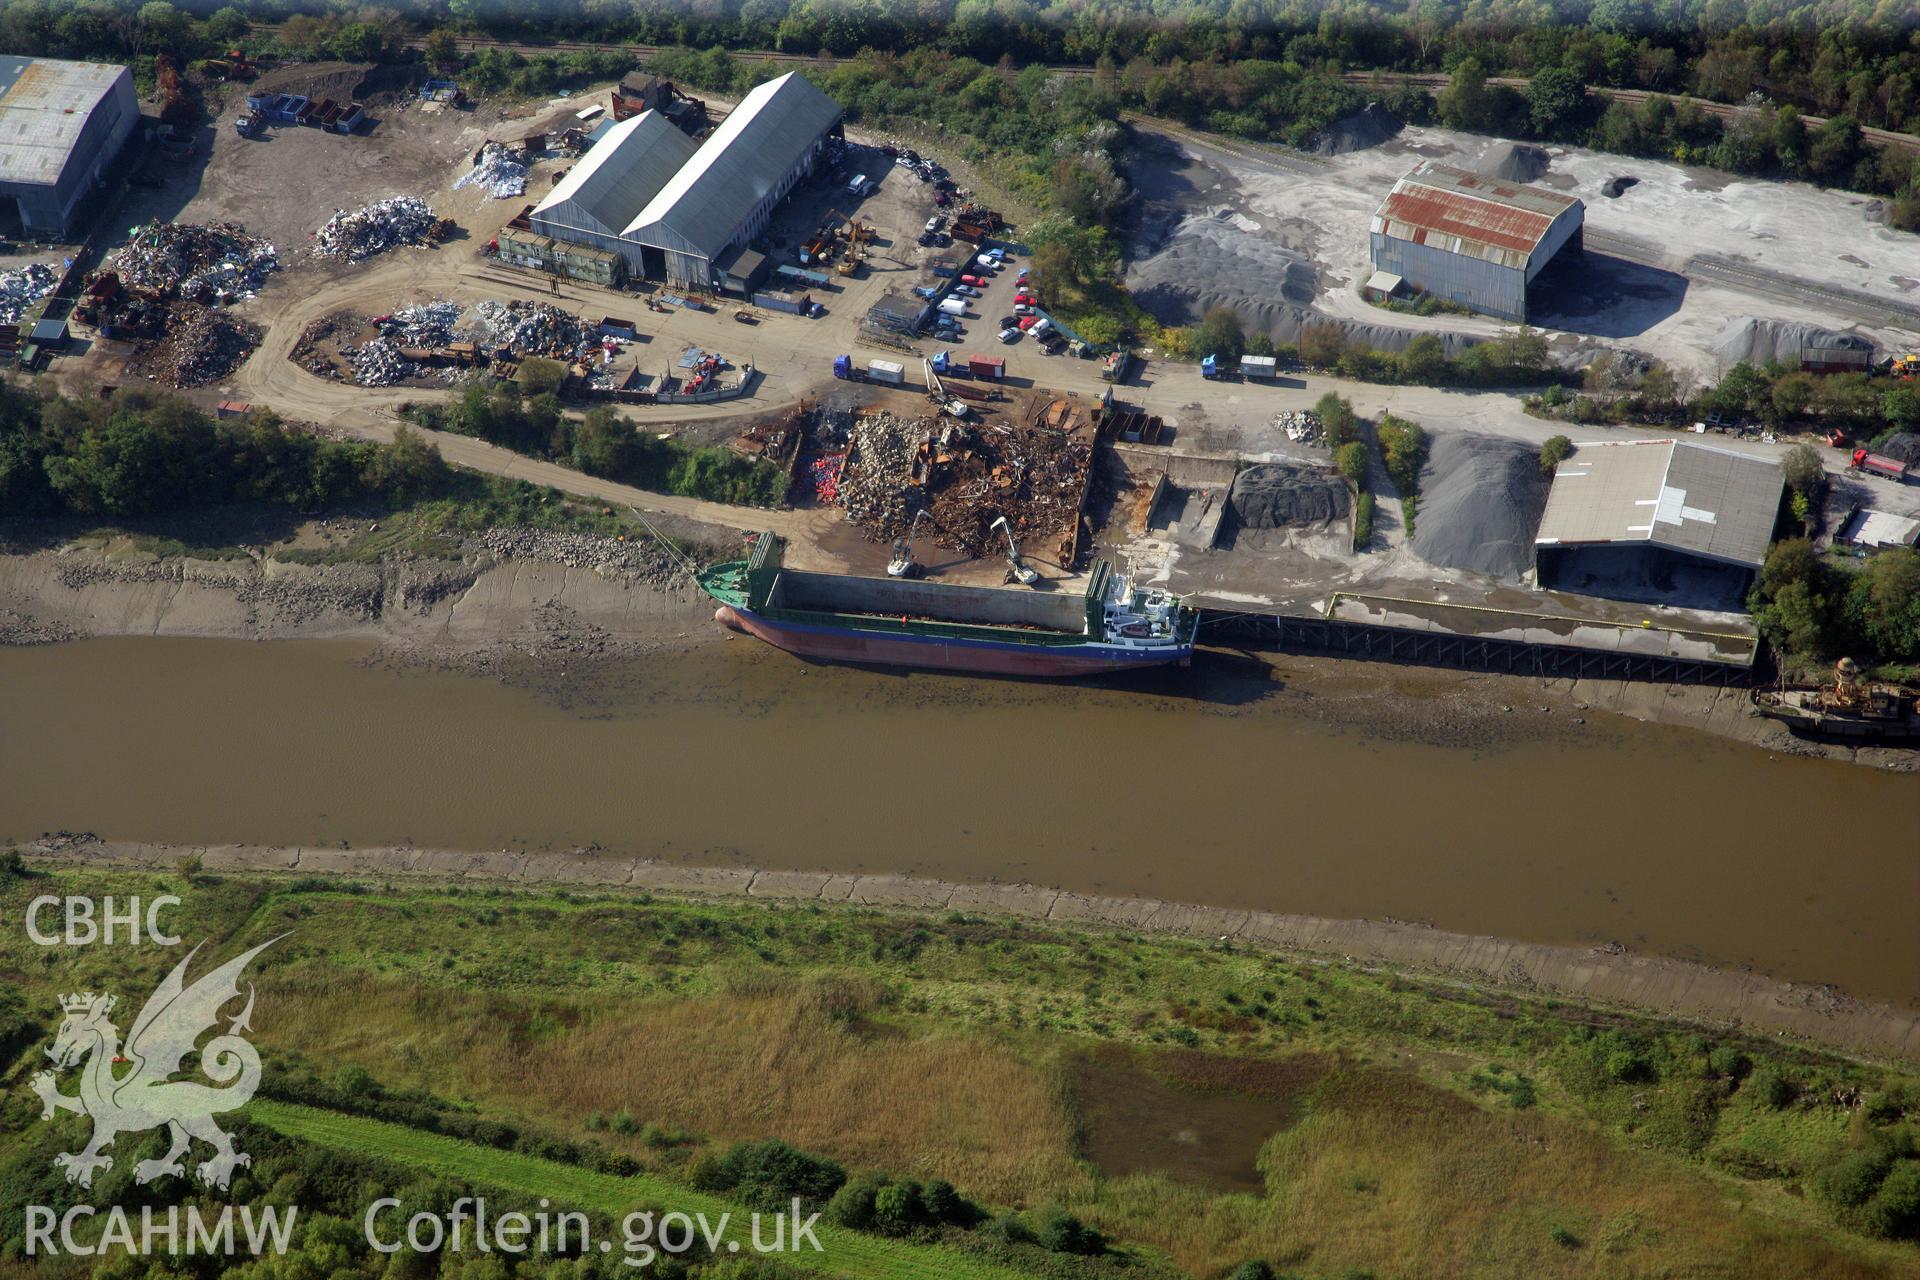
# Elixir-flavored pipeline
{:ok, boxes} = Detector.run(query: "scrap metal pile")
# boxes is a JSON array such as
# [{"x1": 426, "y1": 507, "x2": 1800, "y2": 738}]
[
  {"x1": 132, "y1": 303, "x2": 262, "y2": 387},
  {"x1": 0, "y1": 262, "x2": 58, "y2": 325},
  {"x1": 837, "y1": 410, "x2": 1091, "y2": 555},
  {"x1": 313, "y1": 197, "x2": 446, "y2": 262},
  {"x1": 387, "y1": 299, "x2": 462, "y2": 347},
  {"x1": 341, "y1": 335, "x2": 416, "y2": 386},
  {"x1": 454, "y1": 141, "x2": 529, "y2": 199},
  {"x1": 458, "y1": 299, "x2": 591, "y2": 356},
  {"x1": 1274, "y1": 408, "x2": 1322, "y2": 444},
  {"x1": 99, "y1": 221, "x2": 279, "y2": 301}
]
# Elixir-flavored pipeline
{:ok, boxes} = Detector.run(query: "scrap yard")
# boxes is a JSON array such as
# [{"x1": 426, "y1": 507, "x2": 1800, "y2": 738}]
[{"x1": 3, "y1": 47, "x2": 1913, "y2": 687}]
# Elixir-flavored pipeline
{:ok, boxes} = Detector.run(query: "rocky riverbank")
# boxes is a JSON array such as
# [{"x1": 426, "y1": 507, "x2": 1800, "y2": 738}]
[{"x1": 22, "y1": 831, "x2": 1919, "y2": 1063}]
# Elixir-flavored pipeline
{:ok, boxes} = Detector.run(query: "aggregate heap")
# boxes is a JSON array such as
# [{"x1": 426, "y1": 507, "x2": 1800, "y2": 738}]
[
  {"x1": 100, "y1": 221, "x2": 280, "y2": 300},
  {"x1": 314, "y1": 198, "x2": 442, "y2": 262}
]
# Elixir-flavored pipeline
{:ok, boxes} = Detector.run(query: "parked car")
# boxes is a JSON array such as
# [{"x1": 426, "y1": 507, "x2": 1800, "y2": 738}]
[
  {"x1": 959, "y1": 274, "x2": 986, "y2": 288},
  {"x1": 999, "y1": 327, "x2": 1021, "y2": 343},
  {"x1": 1017, "y1": 315, "x2": 1038, "y2": 330},
  {"x1": 953, "y1": 285, "x2": 978, "y2": 297},
  {"x1": 933, "y1": 191, "x2": 950, "y2": 206},
  {"x1": 924, "y1": 215, "x2": 944, "y2": 233},
  {"x1": 1014, "y1": 303, "x2": 1035, "y2": 316},
  {"x1": 998, "y1": 315, "x2": 1017, "y2": 328}
]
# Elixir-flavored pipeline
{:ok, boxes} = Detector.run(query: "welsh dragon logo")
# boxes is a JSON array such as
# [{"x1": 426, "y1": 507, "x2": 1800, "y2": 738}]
[{"x1": 31, "y1": 938, "x2": 280, "y2": 1191}]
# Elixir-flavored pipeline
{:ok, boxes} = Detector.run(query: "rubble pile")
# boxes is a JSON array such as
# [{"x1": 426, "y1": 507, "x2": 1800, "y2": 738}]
[
  {"x1": 839, "y1": 413, "x2": 926, "y2": 534},
  {"x1": 1274, "y1": 408, "x2": 1321, "y2": 444},
  {"x1": 314, "y1": 198, "x2": 440, "y2": 262},
  {"x1": 459, "y1": 299, "x2": 590, "y2": 356},
  {"x1": 479, "y1": 527, "x2": 685, "y2": 586},
  {"x1": 0, "y1": 262, "x2": 58, "y2": 325},
  {"x1": 454, "y1": 142, "x2": 529, "y2": 199},
  {"x1": 134, "y1": 304, "x2": 262, "y2": 387},
  {"x1": 343, "y1": 335, "x2": 417, "y2": 386},
  {"x1": 101, "y1": 221, "x2": 280, "y2": 301}
]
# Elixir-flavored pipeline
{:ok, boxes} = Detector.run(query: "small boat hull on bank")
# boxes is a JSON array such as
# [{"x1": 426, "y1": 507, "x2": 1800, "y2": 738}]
[{"x1": 715, "y1": 605, "x2": 1192, "y2": 677}]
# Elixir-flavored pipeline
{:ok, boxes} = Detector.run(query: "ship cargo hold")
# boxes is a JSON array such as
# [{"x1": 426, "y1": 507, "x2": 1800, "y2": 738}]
[{"x1": 698, "y1": 534, "x2": 1196, "y2": 677}]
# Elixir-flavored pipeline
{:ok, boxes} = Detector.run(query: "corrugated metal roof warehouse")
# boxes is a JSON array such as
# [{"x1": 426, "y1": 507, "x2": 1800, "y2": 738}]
[
  {"x1": 1369, "y1": 161, "x2": 1584, "y2": 322},
  {"x1": 0, "y1": 57, "x2": 139, "y2": 239},
  {"x1": 528, "y1": 72, "x2": 842, "y2": 291}
]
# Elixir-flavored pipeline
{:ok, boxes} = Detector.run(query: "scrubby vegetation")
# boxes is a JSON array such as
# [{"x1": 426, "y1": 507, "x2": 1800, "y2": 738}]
[
  {"x1": 1749, "y1": 541, "x2": 1920, "y2": 680},
  {"x1": 2, "y1": 866, "x2": 1916, "y2": 1279},
  {"x1": 410, "y1": 386, "x2": 787, "y2": 507}
]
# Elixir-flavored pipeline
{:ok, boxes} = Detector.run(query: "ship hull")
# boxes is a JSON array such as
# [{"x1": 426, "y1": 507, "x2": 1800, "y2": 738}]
[{"x1": 715, "y1": 606, "x2": 1191, "y2": 677}]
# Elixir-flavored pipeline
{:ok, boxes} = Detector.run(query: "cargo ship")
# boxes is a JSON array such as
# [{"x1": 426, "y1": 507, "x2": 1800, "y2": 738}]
[
  {"x1": 1750, "y1": 659, "x2": 1920, "y2": 742},
  {"x1": 697, "y1": 533, "x2": 1197, "y2": 677}
]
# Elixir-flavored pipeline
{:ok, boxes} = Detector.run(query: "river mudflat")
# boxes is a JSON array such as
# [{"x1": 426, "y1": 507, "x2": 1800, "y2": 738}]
[{"x1": 3, "y1": 608, "x2": 1917, "y2": 1018}]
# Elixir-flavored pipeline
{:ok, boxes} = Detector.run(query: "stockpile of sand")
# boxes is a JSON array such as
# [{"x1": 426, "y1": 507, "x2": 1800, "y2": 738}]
[
  {"x1": 1411, "y1": 434, "x2": 1550, "y2": 578},
  {"x1": 1474, "y1": 141, "x2": 1550, "y2": 183},
  {"x1": 1310, "y1": 103, "x2": 1403, "y2": 156},
  {"x1": 1710, "y1": 317, "x2": 1873, "y2": 370},
  {"x1": 1229, "y1": 464, "x2": 1351, "y2": 529}
]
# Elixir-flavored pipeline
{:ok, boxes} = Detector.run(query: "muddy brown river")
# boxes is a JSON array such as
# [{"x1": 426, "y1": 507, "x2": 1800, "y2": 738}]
[{"x1": 2, "y1": 637, "x2": 1915, "y2": 1006}]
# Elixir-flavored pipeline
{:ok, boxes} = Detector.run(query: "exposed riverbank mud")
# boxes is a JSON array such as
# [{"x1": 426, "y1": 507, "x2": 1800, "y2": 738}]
[
  {"x1": 24, "y1": 833, "x2": 1920, "y2": 1063},
  {"x1": 0, "y1": 539, "x2": 1910, "y2": 768}
]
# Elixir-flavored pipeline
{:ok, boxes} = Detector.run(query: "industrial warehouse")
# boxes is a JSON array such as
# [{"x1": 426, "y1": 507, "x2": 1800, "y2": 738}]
[
  {"x1": 1367, "y1": 160, "x2": 1585, "y2": 322},
  {"x1": 1533, "y1": 438, "x2": 1785, "y2": 609},
  {"x1": 529, "y1": 71, "x2": 843, "y2": 292},
  {"x1": 0, "y1": 56, "x2": 137, "y2": 239}
]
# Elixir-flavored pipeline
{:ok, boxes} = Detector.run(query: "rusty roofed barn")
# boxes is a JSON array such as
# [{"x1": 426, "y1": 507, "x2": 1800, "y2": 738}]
[
  {"x1": 1369, "y1": 161, "x2": 1584, "y2": 322},
  {"x1": 0, "y1": 57, "x2": 138, "y2": 240}
]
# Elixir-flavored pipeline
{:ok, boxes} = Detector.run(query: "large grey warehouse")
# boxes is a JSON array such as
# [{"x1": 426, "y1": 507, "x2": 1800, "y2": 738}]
[
  {"x1": 1534, "y1": 439, "x2": 1783, "y2": 611},
  {"x1": 0, "y1": 57, "x2": 138, "y2": 239},
  {"x1": 530, "y1": 71, "x2": 842, "y2": 292},
  {"x1": 1369, "y1": 161, "x2": 1584, "y2": 323}
]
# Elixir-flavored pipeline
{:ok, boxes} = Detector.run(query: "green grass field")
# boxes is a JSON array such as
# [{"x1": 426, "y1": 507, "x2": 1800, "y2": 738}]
[
  {"x1": 2, "y1": 864, "x2": 1917, "y2": 1278},
  {"x1": 250, "y1": 1101, "x2": 1038, "y2": 1280}
]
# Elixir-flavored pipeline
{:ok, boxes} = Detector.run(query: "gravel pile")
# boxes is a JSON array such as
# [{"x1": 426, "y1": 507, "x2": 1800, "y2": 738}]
[
  {"x1": 314, "y1": 197, "x2": 439, "y2": 261},
  {"x1": 480, "y1": 527, "x2": 686, "y2": 586},
  {"x1": 1879, "y1": 433, "x2": 1920, "y2": 465},
  {"x1": 1310, "y1": 103, "x2": 1402, "y2": 155},
  {"x1": 1229, "y1": 463, "x2": 1350, "y2": 528},
  {"x1": 454, "y1": 142, "x2": 529, "y2": 199},
  {"x1": 1411, "y1": 433, "x2": 1549, "y2": 578},
  {"x1": 101, "y1": 221, "x2": 279, "y2": 300},
  {"x1": 134, "y1": 305, "x2": 262, "y2": 387},
  {"x1": 1711, "y1": 317, "x2": 1872, "y2": 370},
  {"x1": 0, "y1": 262, "x2": 58, "y2": 325},
  {"x1": 1127, "y1": 208, "x2": 1319, "y2": 330},
  {"x1": 1473, "y1": 141, "x2": 1551, "y2": 183}
]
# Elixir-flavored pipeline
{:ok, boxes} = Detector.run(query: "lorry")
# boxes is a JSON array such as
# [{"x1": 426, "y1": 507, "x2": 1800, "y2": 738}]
[
  {"x1": 831, "y1": 355, "x2": 905, "y2": 386},
  {"x1": 1852, "y1": 449, "x2": 1916, "y2": 483},
  {"x1": 1100, "y1": 350, "x2": 1130, "y2": 382}
]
